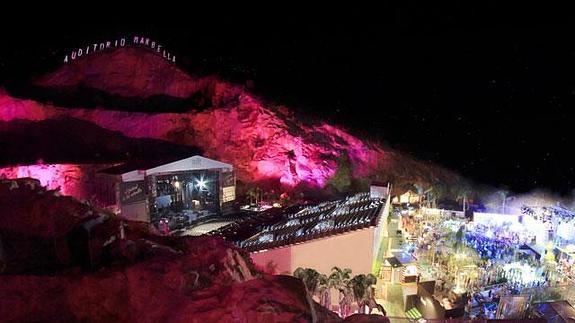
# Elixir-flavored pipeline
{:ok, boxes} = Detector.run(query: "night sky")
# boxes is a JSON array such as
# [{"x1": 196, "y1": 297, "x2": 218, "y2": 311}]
[{"x1": 1, "y1": 6, "x2": 574, "y2": 194}]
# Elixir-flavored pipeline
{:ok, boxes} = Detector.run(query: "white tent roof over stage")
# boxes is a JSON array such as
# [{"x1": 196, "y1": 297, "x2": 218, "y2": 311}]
[{"x1": 121, "y1": 155, "x2": 233, "y2": 182}]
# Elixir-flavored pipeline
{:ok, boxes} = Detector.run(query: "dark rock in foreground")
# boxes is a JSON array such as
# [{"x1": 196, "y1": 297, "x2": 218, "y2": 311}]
[
  {"x1": 343, "y1": 314, "x2": 391, "y2": 323},
  {"x1": 0, "y1": 237, "x2": 341, "y2": 322},
  {"x1": 0, "y1": 179, "x2": 341, "y2": 322}
]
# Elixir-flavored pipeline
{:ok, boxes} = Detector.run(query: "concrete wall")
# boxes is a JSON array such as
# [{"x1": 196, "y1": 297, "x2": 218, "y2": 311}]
[
  {"x1": 251, "y1": 227, "x2": 376, "y2": 275},
  {"x1": 372, "y1": 199, "x2": 391, "y2": 272}
]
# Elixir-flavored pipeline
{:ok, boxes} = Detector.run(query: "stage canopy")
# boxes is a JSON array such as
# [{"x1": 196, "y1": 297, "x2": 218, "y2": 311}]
[{"x1": 118, "y1": 155, "x2": 233, "y2": 182}]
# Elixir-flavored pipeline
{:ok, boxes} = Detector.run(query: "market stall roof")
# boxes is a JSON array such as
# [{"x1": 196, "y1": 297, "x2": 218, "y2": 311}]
[
  {"x1": 392, "y1": 251, "x2": 416, "y2": 265},
  {"x1": 384, "y1": 257, "x2": 402, "y2": 268},
  {"x1": 523, "y1": 244, "x2": 545, "y2": 258}
]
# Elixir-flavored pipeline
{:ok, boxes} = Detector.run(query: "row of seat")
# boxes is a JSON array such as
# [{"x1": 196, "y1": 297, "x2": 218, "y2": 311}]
[
  {"x1": 241, "y1": 220, "x2": 375, "y2": 251},
  {"x1": 241, "y1": 204, "x2": 382, "y2": 250}
]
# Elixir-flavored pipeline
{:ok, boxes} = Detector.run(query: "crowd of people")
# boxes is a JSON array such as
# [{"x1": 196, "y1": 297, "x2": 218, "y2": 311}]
[
  {"x1": 403, "y1": 208, "x2": 574, "y2": 316},
  {"x1": 390, "y1": 203, "x2": 575, "y2": 321},
  {"x1": 464, "y1": 233, "x2": 515, "y2": 260}
]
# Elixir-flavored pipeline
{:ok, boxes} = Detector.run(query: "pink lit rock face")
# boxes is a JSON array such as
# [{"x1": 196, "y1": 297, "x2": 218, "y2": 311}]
[
  {"x1": 0, "y1": 48, "x2": 461, "y2": 191},
  {"x1": 0, "y1": 164, "x2": 114, "y2": 204},
  {"x1": 61, "y1": 99, "x2": 387, "y2": 188},
  {"x1": 0, "y1": 93, "x2": 384, "y2": 189},
  {"x1": 0, "y1": 89, "x2": 57, "y2": 121},
  {"x1": 0, "y1": 164, "x2": 84, "y2": 196}
]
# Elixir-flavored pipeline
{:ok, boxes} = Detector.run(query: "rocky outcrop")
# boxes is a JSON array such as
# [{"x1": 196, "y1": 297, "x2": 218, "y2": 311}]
[
  {"x1": 0, "y1": 230, "x2": 341, "y2": 322},
  {"x1": 0, "y1": 177, "x2": 113, "y2": 273},
  {"x1": 0, "y1": 270, "x2": 342, "y2": 323},
  {"x1": 0, "y1": 163, "x2": 118, "y2": 205},
  {"x1": 0, "y1": 181, "x2": 343, "y2": 321},
  {"x1": 343, "y1": 314, "x2": 391, "y2": 323},
  {"x1": 0, "y1": 178, "x2": 94, "y2": 239},
  {"x1": 0, "y1": 117, "x2": 198, "y2": 165}
]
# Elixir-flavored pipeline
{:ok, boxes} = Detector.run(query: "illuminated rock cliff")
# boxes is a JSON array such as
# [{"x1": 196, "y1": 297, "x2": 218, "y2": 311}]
[{"x1": 0, "y1": 47, "x2": 463, "y2": 195}]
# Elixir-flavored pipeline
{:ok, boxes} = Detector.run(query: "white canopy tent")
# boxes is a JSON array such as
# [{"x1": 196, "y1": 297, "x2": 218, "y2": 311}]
[{"x1": 121, "y1": 156, "x2": 233, "y2": 182}]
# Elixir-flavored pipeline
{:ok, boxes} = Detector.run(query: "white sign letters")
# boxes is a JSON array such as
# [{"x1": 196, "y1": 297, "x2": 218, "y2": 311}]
[{"x1": 63, "y1": 36, "x2": 176, "y2": 64}]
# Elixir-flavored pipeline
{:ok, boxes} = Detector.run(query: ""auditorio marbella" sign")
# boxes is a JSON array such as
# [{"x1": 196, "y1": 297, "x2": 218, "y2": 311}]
[{"x1": 63, "y1": 35, "x2": 176, "y2": 63}]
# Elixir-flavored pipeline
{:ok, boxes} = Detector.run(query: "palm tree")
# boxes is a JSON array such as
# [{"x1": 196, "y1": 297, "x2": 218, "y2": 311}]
[
  {"x1": 294, "y1": 267, "x2": 320, "y2": 322},
  {"x1": 498, "y1": 189, "x2": 509, "y2": 213},
  {"x1": 456, "y1": 186, "x2": 472, "y2": 214},
  {"x1": 348, "y1": 274, "x2": 379, "y2": 314},
  {"x1": 339, "y1": 285, "x2": 354, "y2": 318},
  {"x1": 430, "y1": 183, "x2": 448, "y2": 208},
  {"x1": 246, "y1": 187, "x2": 256, "y2": 205},
  {"x1": 317, "y1": 274, "x2": 331, "y2": 309},
  {"x1": 453, "y1": 226, "x2": 465, "y2": 253},
  {"x1": 329, "y1": 267, "x2": 352, "y2": 295},
  {"x1": 414, "y1": 183, "x2": 425, "y2": 204},
  {"x1": 329, "y1": 267, "x2": 353, "y2": 317},
  {"x1": 294, "y1": 267, "x2": 321, "y2": 294},
  {"x1": 255, "y1": 187, "x2": 263, "y2": 205}
]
